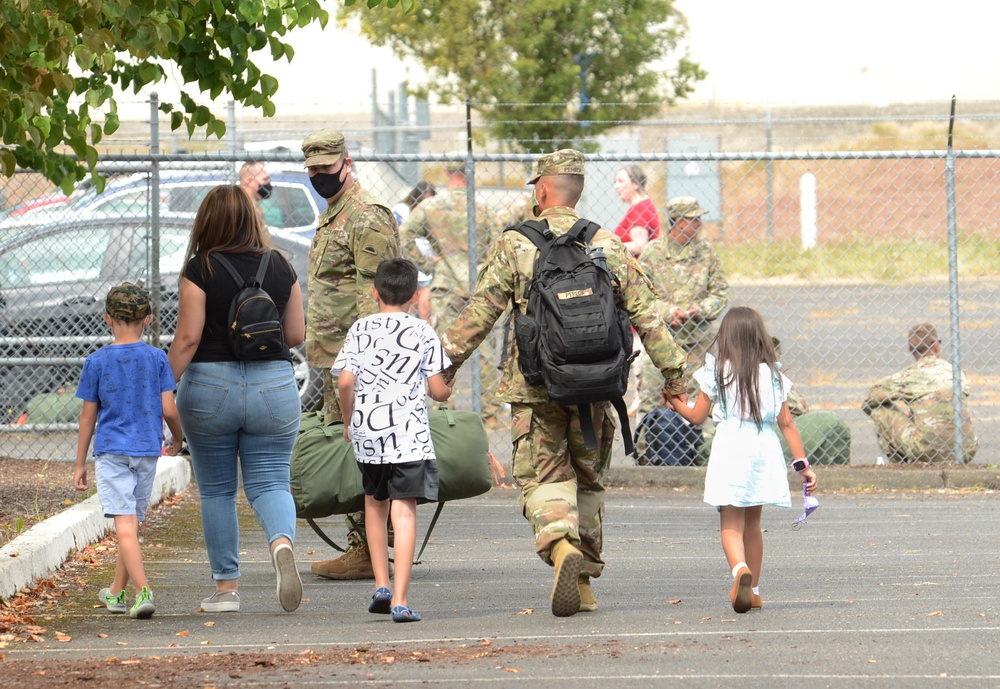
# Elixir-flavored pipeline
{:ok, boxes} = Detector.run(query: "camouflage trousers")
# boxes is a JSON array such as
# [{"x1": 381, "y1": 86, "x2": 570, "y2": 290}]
[
  {"x1": 510, "y1": 400, "x2": 614, "y2": 578},
  {"x1": 635, "y1": 337, "x2": 713, "y2": 418},
  {"x1": 869, "y1": 406, "x2": 978, "y2": 464},
  {"x1": 322, "y1": 370, "x2": 366, "y2": 546}
]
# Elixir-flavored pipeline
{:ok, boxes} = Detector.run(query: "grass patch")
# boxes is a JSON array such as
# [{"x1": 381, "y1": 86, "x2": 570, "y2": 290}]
[{"x1": 716, "y1": 236, "x2": 1000, "y2": 280}]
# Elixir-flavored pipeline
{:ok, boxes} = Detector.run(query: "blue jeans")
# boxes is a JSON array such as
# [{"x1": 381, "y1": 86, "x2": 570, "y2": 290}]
[{"x1": 177, "y1": 361, "x2": 300, "y2": 581}]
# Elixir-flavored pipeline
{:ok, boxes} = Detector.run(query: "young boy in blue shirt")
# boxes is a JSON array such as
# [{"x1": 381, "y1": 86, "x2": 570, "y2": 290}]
[
  {"x1": 333, "y1": 258, "x2": 452, "y2": 622},
  {"x1": 73, "y1": 283, "x2": 183, "y2": 619}
]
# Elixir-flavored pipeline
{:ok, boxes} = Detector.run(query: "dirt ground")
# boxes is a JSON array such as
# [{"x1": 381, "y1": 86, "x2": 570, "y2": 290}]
[{"x1": 0, "y1": 457, "x2": 94, "y2": 549}]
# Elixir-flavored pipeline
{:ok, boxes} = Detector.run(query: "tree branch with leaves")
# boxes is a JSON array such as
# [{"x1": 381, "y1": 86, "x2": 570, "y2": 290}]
[
  {"x1": 0, "y1": 0, "x2": 412, "y2": 192},
  {"x1": 340, "y1": 0, "x2": 705, "y2": 152}
]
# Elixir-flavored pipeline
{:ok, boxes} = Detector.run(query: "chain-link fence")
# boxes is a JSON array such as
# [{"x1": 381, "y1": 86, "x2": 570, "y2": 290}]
[{"x1": 1, "y1": 108, "x2": 997, "y2": 467}]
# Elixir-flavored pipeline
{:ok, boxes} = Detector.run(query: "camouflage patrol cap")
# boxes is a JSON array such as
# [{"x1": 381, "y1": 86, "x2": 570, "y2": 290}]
[
  {"x1": 665, "y1": 196, "x2": 707, "y2": 220},
  {"x1": 527, "y1": 149, "x2": 586, "y2": 185},
  {"x1": 302, "y1": 129, "x2": 347, "y2": 168},
  {"x1": 105, "y1": 283, "x2": 151, "y2": 322}
]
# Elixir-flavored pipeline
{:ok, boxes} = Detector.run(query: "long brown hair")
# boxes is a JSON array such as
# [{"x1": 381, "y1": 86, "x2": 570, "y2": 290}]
[
  {"x1": 714, "y1": 306, "x2": 779, "y2": 430},
  {"x1": 181, "y1": 185, "x2": 274, "y2": 279}
]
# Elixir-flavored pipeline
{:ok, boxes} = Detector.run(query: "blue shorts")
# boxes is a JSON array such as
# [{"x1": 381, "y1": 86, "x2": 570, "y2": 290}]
[
  {"x1": 357, "y1": 459, "x2": 439, "y2": 504},
  {"x1": 95, "y1": 454, "x2": 159, "y2": 520}
]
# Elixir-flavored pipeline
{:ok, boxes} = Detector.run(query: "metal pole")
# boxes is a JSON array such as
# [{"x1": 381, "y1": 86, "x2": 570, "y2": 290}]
[
  {"x1": 945, "y1": 96, "x2": 966, "y2": 463},
  {"x1": 766, "y1": 104, "x2": 775, "y2": 243},
  {"x1": 149, "y1": 93, "x2": 162, "y2": 347},
  {"x1": 465, "y1": 98, "x2": 482, "y2": 415}
]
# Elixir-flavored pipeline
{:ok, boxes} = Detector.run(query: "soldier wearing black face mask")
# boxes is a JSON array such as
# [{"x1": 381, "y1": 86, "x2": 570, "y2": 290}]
[
  {"x1": 238, "y1": 161, "x2": 278, "y2": 226},
  {"x1": 300, "y1": 128, "x2": 401, "y2": 582}
]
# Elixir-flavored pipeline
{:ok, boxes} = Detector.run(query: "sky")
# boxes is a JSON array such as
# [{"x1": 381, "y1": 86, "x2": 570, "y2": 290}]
[{"x1": 127, "y1": 0, "x2": 999, "y2": 117}]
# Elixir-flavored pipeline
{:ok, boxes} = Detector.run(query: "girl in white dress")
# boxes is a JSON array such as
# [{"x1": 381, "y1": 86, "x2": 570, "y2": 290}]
[{"x1": 667, "y1": 307, "x2": 817, "y2": 614}]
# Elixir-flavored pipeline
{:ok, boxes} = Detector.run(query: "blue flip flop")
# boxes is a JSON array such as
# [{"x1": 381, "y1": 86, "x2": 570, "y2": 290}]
[
  {"x1": 368, "y1": 586, "x2": 392, "y2": 614},
  {"x1": 391, "y1": 605, "x2": 422, "y2": 623}
]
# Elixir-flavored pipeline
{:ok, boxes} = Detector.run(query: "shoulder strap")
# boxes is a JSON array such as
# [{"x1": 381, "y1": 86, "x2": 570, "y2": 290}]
[
  {"x1": 210, "y1": 253, "x2": 244, "y2": 289},
  {"x1": 507, "y1": 219, "x2": 553, "y2": 251},
  {"x1": 212, "y1": 251, "x2": 271, "y2": 289},
  {"x1": 568, "y1": 218, "x2": 601, "y2": 244},
  {"x1": 252, "y1": 251, "x2": 272, "y2": 289}
]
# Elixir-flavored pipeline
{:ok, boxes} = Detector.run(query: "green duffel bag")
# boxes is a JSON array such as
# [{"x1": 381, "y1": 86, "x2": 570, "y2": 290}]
[
  {"x1": 698, "y1": 410, "x2": 852, "y2": 465},
  {"x1": 290, "y1": 407, "x2": 494, "y2": 520}
]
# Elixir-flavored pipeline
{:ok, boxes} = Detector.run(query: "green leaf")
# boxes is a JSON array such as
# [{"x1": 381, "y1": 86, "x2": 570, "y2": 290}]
[
  {"x1": 0, "y1": 149, "x2": 15, "y2": 177},
  {"x1": 170, "y1": 111, "x2": 183, "y2": 130}
]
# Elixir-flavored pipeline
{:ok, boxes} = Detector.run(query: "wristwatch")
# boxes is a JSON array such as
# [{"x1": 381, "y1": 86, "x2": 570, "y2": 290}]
[{"x1": 791, "y1": 458, "x2": 810, "y2": 473}]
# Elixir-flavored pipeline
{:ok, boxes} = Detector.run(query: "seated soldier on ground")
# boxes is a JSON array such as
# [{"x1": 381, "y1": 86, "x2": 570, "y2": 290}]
[{"x1": 862, "y1": 323, "x2": 978, "y2": 464}]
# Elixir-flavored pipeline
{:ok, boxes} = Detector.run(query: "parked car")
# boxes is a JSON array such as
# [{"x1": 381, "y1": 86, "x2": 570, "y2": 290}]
[
  {"x1": 0, "y1": 215, "x2": 321, "y2": 424},
  {"x1": 0, "y1": 167, "x2": 327, "y2": 237}
]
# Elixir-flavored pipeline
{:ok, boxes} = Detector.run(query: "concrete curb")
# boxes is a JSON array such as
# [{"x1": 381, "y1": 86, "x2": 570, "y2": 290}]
[
  {"x1": 0, "y1": 455, "x2": 191, "y2": 600},
  {"x1": 605, "y1": 465, "x2": 1000, "y2": 491}
]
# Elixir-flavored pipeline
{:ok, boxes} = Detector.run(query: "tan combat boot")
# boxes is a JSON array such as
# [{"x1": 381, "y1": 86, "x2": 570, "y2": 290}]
[
  {"x1": 311, "y1": 542, "x2": 379, "y2": 580},
  {"x1": 549, "y1": 538, "x2": 583, "y2": 617},
  {"x1": 578, "y1": 576, "x2": 598, "y2": 612}
]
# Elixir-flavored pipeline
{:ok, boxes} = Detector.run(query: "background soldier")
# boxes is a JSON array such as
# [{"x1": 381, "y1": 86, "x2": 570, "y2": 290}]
[
  {"x1": 439, "y1": 150, "x2": 687, "y2": 617},
  {"x1": 862, "y1": 323, "x2": 978, "y2": 463},
  {"x1": 400, "y1": 162, "x2": 499, "y2": 421},
  {"x1": 634, "y1": 196, "x2": 729, "y2": 415},
  {"x1": 301, "y1": 128, "x2": 400, "y2": 580}
]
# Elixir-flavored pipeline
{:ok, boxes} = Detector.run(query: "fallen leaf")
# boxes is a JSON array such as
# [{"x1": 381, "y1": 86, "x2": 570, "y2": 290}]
[
  {"x1": 204, "y1": 621, "x2": 216, "y2": 627},
  {"x1": 116, "y1": 642, "x2": 127, "y2": 646},
  {"x1": 97, "y1": 633, "x2": 108, "y2": 638},
  {"x1": 381, "y1": 656, "x2": 395, "y2": 664},
  {"x1": 176, "y1": 630, "x2": 189, "y2": 637},
  {"x1": 868, "y1": 659, "x2": 877, "y2": 663},
  {"x1": 55, "y1": 633, "x2": 71, "y2": 643},
  {"x1": 667, "y1": 599, "x2": 682, "y2": 605},
  {"x1": 515, "y1": 608, "x2": 534, "y2": 615},
  {"x1": 928, "y1": 610, "x2": 943, "y2": 616},
  {"x1": 32, "y1": 670, "x2": 43, "y2": 676},
  {"x1": 480, "y1": 639, "x2": 493, "y2": 646},
  {"x1": 506, "y1": 668, "x2": 521, "y2": 673},
  {"x1": 201, "y1": 640, "x2": 211, "y2": 645}
]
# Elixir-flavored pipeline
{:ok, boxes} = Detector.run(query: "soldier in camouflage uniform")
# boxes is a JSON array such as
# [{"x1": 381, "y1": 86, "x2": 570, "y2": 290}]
[
  {"x1": 440, "y1": 150, "x2": 687, "y2": 617},
  {"x1": 400, "y1": 163, "x2": 499, "y2": 419},
  {"x1": 301, "y1": 129, "x2": 401, "y2": 580},
  {"x1": 634, "y1": 196, "x2": 729, "y2": 415},
  {"x1": 862, "y1": 323, "x2": 978, "y2": 463}
]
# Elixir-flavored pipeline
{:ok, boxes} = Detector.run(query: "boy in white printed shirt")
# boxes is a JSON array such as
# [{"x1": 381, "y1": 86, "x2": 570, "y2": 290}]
[{"x1": 333, "y1": 258, "x2": 452, "y2": 622}]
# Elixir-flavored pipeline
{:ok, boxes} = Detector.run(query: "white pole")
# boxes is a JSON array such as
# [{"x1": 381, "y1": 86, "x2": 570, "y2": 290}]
[{"x1": 800, "y1": 172, "x2": 817, "y2": 249}]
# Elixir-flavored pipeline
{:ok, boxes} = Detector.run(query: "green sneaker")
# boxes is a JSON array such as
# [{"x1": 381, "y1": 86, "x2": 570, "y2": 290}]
[
  {"x1": 130, "y1": 586, "x2": 155, "y2": 619},
  {"x1": 98, "y1": 587, "x2": 127, "y2": 614}
]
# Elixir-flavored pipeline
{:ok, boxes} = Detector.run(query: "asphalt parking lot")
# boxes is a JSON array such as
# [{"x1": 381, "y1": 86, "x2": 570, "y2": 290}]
[{"x1": 5, "y1": 477, "x2": 1000, "y2": 688}]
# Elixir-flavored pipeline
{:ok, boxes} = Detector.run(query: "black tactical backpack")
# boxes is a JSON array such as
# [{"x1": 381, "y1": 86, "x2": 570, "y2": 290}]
[
  {"x1": 510, "y1": 219, "x2": 637, "y2": 454},
  {"x1": 212, "y1": 252, "x2": 285, "y2": 360}
]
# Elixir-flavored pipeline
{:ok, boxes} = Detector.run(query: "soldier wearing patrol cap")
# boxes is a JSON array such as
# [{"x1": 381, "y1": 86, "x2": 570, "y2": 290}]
[
  {"x1": 862, "y1": 323, "x2": 978, "y2": 463},
  {"x1": 301, "y1": 128, "x2": 401, "y2": 581},
  {"x1": 634, "y1": 195, "x2": 729, "y2": 416},
  {"x1": 439, "y1": 149, "x2": 687, "y2": 617}
]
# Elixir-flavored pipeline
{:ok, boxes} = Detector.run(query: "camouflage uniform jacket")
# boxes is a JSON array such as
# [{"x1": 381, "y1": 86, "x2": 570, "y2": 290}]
[
  {"x1": 638, "y1": 236, "x2": 729, "y2": 346},
  {"x1": 862, "y1": 354, "x2": 977, "y2": 448},
  {"x1": 306, "y1": 183, "x2": 399, "y2": 367},
  {"x1": 399, "y1": 187, "x2": 494, "y2": 300},
  {"x1": 441, "y1": 205, "x2": 688, "y2": 404}
]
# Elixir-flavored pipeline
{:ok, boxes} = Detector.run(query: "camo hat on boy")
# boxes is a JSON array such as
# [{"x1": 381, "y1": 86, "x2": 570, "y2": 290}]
[{"x1": 105, "y1": 283, "x2": 151, "y2": 322}]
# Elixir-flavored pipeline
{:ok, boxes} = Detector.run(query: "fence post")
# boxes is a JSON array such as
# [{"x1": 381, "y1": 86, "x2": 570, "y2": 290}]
[
  {"x1": 945, "y1": 96, "x2": 966, "y2": 463},
  {"x1": 800, "y1": 172, "x2": 817, "y2": 249},
  {"x1": 465, "y1": 99, "x2": 482, "y2": 415},
  {"x1": 766, "y1": 104, "x2": 775, "y2": 243},
  {"x1": 149, "y1": 93, "x2": 162, "y2": 347}
]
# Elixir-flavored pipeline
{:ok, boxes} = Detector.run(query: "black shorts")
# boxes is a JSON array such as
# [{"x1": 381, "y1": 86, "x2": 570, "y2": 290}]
[{"x1": 357, "y1": 459, "x2": 439, "y2": 504}]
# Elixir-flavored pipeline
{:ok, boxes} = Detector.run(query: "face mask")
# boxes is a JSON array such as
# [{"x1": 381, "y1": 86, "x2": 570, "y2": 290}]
[
  {"x1": 310, "y1": 168, "x2": 348, "y2": 199},
  {"x1": 256, "y1": 182, "x2": 272, "y2": 200}
]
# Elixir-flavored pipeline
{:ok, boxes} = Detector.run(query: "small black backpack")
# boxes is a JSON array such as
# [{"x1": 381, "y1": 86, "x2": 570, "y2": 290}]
[
  {"x1": 510, "y1": 218, "x2": 637, "y2": 455},
  {"x1": 212, "y1": 252, "x2": 285, "y2": 360}
]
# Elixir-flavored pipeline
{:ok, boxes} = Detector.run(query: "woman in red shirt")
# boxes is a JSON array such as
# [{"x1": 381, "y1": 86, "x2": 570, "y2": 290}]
[{"x1": 612, "y1": 165, "x2": 661, "y2": 256}]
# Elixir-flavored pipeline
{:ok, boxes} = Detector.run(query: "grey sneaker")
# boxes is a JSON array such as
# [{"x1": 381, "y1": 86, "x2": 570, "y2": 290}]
[
  {"x1": 98, "y1": 587, "x2": 127, "y2": 614},
  {"x1": 130, "y1": 586, "x2": 155, "y2": 619},
  {"x1": 272, "y1": 543, "x2": 302, "y2": 612},
  {"x1": 201, "y1": 590, "x2": 240, "y2": 613}
]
